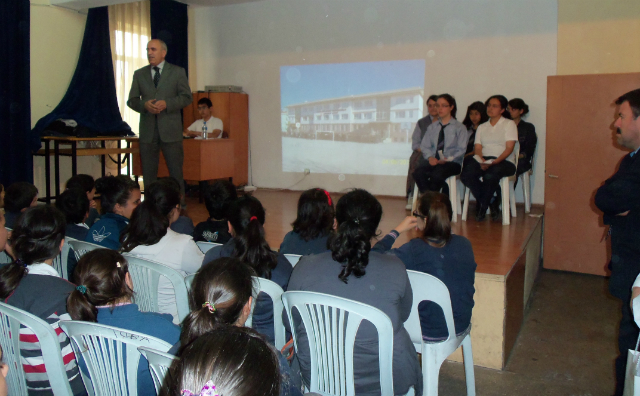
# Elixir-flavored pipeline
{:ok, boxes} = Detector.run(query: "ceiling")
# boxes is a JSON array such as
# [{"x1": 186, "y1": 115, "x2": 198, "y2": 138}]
[{"x1": 48, "y1": 0, "x2": 261, "y2": 11}]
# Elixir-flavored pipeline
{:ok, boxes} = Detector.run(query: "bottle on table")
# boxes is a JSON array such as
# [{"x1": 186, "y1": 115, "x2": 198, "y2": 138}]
[{"x1": 202, "y1": 121, "x2": 208, "y2": 140}]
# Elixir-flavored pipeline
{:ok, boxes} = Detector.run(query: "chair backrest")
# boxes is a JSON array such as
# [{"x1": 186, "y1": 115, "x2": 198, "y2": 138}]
[
  {"x1": 282, "y1": 291, "x2": 394, "y2": 396},
  {"x1": 52, "y1": 238, "x2": 75, "y2": 280},
  {"x1": 67, "y1": 240, "x2": 104, "y2": 261},
  {"x1": 0, "y1": 302, "x2": 74, "y2": 396},
  {"x1": 284, "y1": 254, "x2": 302, "y2": 267},
  {"x1": 121, "y1": 253, "x2": 190, "y2": 324},
  {"x1": 195, "y1": 241, "x2": 222, "y2": 254},
  {"x1": 405, "y1": 270, "x2": 456, "y2": 349},
  {"x1": 59, "y1": 321, "x2": 172, "y2": 396},
  {"x1": 0, "y1": 251, "x2": 11, "y2": 264},
  {"x1": 137, "y1": 347, "x2": 177, "y2": 394},
  {"x1": 184, "y1": 273, "x2": 195, "y2": 292}
]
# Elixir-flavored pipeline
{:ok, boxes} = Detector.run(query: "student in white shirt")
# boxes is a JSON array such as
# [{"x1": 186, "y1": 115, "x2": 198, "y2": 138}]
[
  {"x1": 460, "y1": 95, "x2": 517, "y2": 221},
  {"x1": 184, "y1": 97, "x2": 224, "y2": 139}
]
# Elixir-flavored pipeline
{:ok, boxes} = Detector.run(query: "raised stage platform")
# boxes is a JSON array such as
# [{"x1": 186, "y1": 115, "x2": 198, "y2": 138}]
[{"x1": 185, "y1": 189, "x2": 544, "y2": 370}]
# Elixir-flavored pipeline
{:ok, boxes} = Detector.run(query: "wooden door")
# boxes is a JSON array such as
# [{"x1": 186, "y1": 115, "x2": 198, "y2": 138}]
[{"x1": 544, "y1": 73, "x2": 640, "y2": 275}]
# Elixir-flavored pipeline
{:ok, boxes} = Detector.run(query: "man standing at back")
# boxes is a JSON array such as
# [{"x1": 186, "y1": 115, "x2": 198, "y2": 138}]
[
  {"x1": 127, "y1": 39, "x2": 192, "y2": 200},
  {"x1": 595, "y1": 88, "x2": 640, "y2": 396}
]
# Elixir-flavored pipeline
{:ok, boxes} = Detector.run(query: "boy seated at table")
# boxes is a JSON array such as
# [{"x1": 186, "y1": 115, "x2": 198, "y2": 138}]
[{"x1": 183, "y1": 98, "x2": 224, "y2": 139}]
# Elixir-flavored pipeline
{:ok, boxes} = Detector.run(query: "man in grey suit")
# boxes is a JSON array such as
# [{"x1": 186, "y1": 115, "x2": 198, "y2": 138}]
[{"x1": 127, "y1": 39, "x2": 192, "y2": 199}]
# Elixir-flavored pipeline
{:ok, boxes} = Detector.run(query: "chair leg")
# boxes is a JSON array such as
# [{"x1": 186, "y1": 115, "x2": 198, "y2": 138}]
[
  {"x1": 448, "y1": 177, "x2": 457, "y2": 222},
  {"x1": 501, "y1": 178, "x2": 510, "y2": 225},
  {"x1": 462, "y1": 187, "x2": 470, "y2": 221},
  {"x1": 523, "y1": 172, "x2": 531, "y2": 213},
  {"x1": 461, "y1": 335, "x2": 476, "y2": 396},
  {"x1": 423, "y1": 353, "x2": 441, "y2": 396},
  {"x1": 456, "y1": 181, "x2": 463, "y2": 217},
  {"x1": 509, "y1": 180, "x2": 516, "y2": 218},
  {"x1": 412, "y1": 184, "x2": 420, "y2": 212}
]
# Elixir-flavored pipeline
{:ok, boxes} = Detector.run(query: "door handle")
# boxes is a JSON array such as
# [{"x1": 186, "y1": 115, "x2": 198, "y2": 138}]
[{"x1": 548, "y1": 174, "x2": 559, "y2": 179}]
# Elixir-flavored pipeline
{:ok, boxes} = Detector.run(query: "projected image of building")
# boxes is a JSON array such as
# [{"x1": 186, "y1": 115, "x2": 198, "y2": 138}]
[{"x1": 283, "y1": 87, "x2": 424, "y2": 144}]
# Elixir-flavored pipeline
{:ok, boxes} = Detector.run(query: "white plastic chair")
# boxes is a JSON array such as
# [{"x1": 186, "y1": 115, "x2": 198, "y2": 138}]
[
  {"x1": 405, "y1": 270, "x2": 475, "y2": 396},
  {"x1": 121, "y1": 253, "x2": 191, "y2": 324},
  {"x1": 284, "y1": 254, "x2": 302, "y2": 267},
  {"x1": 59, "y1": 321, "x2": 172, "y2": 396},
  {"x1": 282, "y1": 291, "x2": 396, "y2": 396},
  {"x1": 184, "y1": 273, "x2": 196, "y2": 292},
  {"x1": 519, "y1": 157, "x2": 534, "y2": 214},
  {"x1": 196, "y1": 241, "x2": 223, "y2": 253},
  {"x1": 412, "y1": 174, "x2": 462, "y2": 222},
  {"x1": 137, "y1": 346, "x2": 177, "y2": 394},
  {"x1": 0, "y1": 251, "x2": 11, "y2": 264},
  {"x1": 0, "y1": 302, "x2": 75, "y2": 396},
  {"x1": 52, "y1": 238, "x2": 75, "y2": 280},
  {"x1": 67, "y1": 240, "x2": 104, "y2": 261}
]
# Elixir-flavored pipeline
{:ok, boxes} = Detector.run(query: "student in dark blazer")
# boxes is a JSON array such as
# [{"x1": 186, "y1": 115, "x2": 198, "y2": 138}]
[
  {"x1": 507, "y1": 98, "x2": 537, "y2": 184},
  {"x1": 127, "y1": 39, "x2": 192, "y2": 199}
]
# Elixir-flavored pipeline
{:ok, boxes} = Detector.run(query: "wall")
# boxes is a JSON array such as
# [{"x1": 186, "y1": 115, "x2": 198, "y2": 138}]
[
  {"x1": 558, "y1": 0, "x2": 640, "y2": 75},
  {"x1": 31, "y1": 1, "x2": 105, "y2": 194},
  {"x1": 190, "y1": 0, "x2": 557, "y2": 204}
]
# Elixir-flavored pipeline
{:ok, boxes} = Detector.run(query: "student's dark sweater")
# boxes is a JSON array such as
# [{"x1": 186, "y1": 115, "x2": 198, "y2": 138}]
[{"x1": 278, "y1": 231, "x2": 330, "y2": 256}]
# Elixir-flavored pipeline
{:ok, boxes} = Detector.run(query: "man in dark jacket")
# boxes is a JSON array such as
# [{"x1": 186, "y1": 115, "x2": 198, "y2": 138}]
[{"x1": 595, "y1": 88, "x2": 640, "y2": 396}]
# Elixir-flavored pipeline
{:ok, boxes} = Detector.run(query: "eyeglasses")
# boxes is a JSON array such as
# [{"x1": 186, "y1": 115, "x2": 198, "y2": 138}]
[{"x1": 412, "y1": 211, "x2": 426, "y2": 220}]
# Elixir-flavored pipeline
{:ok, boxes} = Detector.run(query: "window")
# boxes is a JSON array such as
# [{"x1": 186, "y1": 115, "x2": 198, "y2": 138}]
[
  {"x1": 365, "y1": 112, "x2": 373, "y2": 120},
  {"x1": 341, "y1": 113, "x2": 349, "y2": 120},
  {"x1": 396, "y1": 111, "x2": 405, "y2": 118},
  {"x1": 408, "y1": 110, "x2": 413, "y2": 118},
  {"x1": 333, "y1": 113, "x2": 340, "y2": 120},
  {"x1": 324, "y1": 114, "x2": 330, "y2": 120},
  {"x1": 364, "y1": 100, "x2": 373, "y2": 108},
  {"x1": 316, "y1": 115, "x2": 322, "y2": 121},
  {"x1": 354, "y1": 113, "x2": 362, "y2": 120}
]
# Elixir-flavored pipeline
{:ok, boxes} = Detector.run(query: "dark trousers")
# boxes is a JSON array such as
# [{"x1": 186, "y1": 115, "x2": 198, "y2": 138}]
[
  {"x1": 413, "y1": 162, "x2": 461, "y2": 196},
  {"x1": 615, "y1": 290, "x2": 640, "y2": 396},
  {"x1": 514, "y1": 160, "x2": 532, "y2": 188},
  {"x1": 140, "y1": 121, "x2": 185, "y2": 198},
  {"x1": 460, "y1": 158, "x2": 515, "y2": 208},
  {"x1": 406, "y1": 150, "x2": 423, "y2": 197}
]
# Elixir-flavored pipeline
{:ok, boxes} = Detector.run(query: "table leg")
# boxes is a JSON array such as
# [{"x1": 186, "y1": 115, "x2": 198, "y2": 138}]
[
  {"x1": 101, "y1": 140, "x2": 106, "y2": 176},
  {"x1": 45, "y1": 140, "x2": 51, "y2": 204},
  {"x1": 54, "y1": 140, "x2": 60, "y2": 200},
  {"x1": 126, "y1": 141, "x2": 131, "y2": 177},
  {"x1": 117, "y1": 140, "x2": 122, "y2": 176},
  {"x1": 71, "y1": 141, "x2": 77, "y2": 175}
]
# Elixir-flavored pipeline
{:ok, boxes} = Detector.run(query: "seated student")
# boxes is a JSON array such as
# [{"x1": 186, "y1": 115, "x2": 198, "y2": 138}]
[
  {"x1": 85, "y1": 175, "x2": 140, "y2": 249},
  {"x1": 462, "y1": 101, "x2": 489, "y2": 168},
  {"x1": 412, "y1": 94, "x2": 468, "y2": 197},
  {"x1": 373, "y1": 192, "x2": 476, "y2": 340},
  {"x1": 172, "y1": 257, "x2": 302, "y2": 396},
  {"x1": 65, "y1": 174, "x2": 100, "y2": 226},
  {"x1": 279, "y1": 188, "x2": 334, "y2": 255},
  {"x1": 3, "y1": 182, "x2": 38, "y2": 229},
  {"x1": 168, "y1": 327, "x2": 280, "y2": 396},
  {"x1": 203, "y1": 195, "x2": 293, "y2": 345},
  {"x1": 287, "y1": 189, "x2": 422, "y2": 396},
  {"x1": 406, "y1": 95, "x2": 439, "y2": 209},
  {"x1": 67, "y1": 249, "x2": 180, "y2": 396},
  {"x1": 0, "y1": 206, "x2": 86, "y2": 395},
  {"x1": 155, "y1": 177, "x2": 195, "y2": 235},
  {"x1": 508, "y1": 98, "x2": 537, "y2": 185},
  {"x1": 183, "y1": 97, "x2": 224, "y2": 139},
  {"x1": 55, "y1": 189, "x2": 90, "y2": 241},
  {"x1": 193, "y1": 180, "x2": 237, "y2": 243},
  {"x1": 121, "y1": 181, "x2": 204, "y2": 323}
]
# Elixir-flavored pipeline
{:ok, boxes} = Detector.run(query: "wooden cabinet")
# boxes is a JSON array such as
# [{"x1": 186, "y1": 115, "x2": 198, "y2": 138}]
[{"x1": 184, "y1": 92, "x2": 249, "y2": 185}]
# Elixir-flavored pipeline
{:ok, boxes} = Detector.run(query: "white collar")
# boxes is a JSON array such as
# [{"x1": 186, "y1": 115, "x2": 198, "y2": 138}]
[
  {"x1": 154, "y1": 61, "x2": 166, "y2": 71},
  {"x1": 28, "y1": 263, "x2": 60, "y2": 277},
  {"x1": 76, "y1": 223, "x2": 90, "y2": 229}
]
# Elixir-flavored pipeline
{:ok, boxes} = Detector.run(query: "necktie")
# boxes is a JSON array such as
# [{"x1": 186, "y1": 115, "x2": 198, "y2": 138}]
[
  {"x1": 436, "y1": 123, "x2": 447, "y2": 159},
  {"x1": 153, "y1": 66, "x2": 160, "y2": 88}
]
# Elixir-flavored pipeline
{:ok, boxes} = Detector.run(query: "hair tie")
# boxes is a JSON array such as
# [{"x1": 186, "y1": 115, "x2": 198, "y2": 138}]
[
  {"x1": 202, "y1": 302, "x2": 216, "y2": 313},
  {"x1": 249, "y1": 216, "x2": 258, "y2": 223},
  {"x1": 76, "y1": 285, "x2": 87, "y2": 295},
  {"x1": 324, "y1": 190, "x2": 332, "y2": 206},
  {"x1": 116, "y1": 261, "x2": 122, "y2": 268},
  {"x1": 353, "y1": 218, "x2": 360, "y2": 225},
  {"x1": 15, "y1": 259, "x2": 27, "y2": 269},
  {"x1": 181, "y1": 380, "x2": 219, "y2": 396}
]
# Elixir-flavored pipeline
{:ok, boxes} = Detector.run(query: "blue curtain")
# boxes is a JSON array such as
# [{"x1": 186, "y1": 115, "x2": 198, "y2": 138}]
[
  {"x1": 32, "y1": 7, "x2": 131, "y2": 137},
  {"x1": 0, "y1": 0, "x2": 34, "y2": 185},
  {"x1": 151, "y1": 0, "x2": 188, "y2": 73}
]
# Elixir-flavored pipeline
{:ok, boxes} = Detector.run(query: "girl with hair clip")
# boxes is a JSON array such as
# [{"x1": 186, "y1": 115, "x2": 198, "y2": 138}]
[
  {"x1": 169, "y1": 257, "x2": 302, "y2": 396},
  {"x1": 279, "y1": 188, "x2": 335, "y2": 256},
  {"x1": 0, "y1": 206, "x2": 86, "y2": 395},
  {"x1": 121, "y1": 181, "x2": 204, "y2": 324},
  {"x1": 202, "y1": 195, "x2": 293, "y2": 345},
  {"x1": 85, "y1": 175, "x2": 141, "y2": 249},
  {"x1": 373, "y1": 191, "x2": 477, "y2": 341},
  {"x1": 168, "y1": 326, "x2": 281, "y2": 396},
  {"x1": 287, "y1": 189, "x2": 422, "y2": 396},
  {"x1": 67, "y1": 249, "x2": 180, "y2": 396},
  {"x1": 508, "y1": 98, "x2": 537, "y2": 184}
]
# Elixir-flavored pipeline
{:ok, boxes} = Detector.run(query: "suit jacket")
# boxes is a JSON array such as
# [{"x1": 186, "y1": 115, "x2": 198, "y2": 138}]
[
  {"x1": 517, "y1": 120, "x2": 537, "y2": 165},
  {"x1": 595, "y1": 151, "x2": 640, "y2": 300},
  {"x1": 127, "y1": 62, "x2": 192, "y2": 143}
]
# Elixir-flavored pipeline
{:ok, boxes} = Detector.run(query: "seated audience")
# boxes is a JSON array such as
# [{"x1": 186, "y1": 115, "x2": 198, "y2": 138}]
[
  {"x1": 193, "y1": 180, "x2": 237, "y2": 244},
  {"x1": 508, "y1": 98, "x2": 537, "y2": 185},
  {"x1": 55, "y1": 188, "x2": 90, "y2": 241},
  {"x1": 373, "y1": 192, "x2": 476, "y2": 340},
  {"x1": 167, "y1": 327, "x2": 280, "y2": 396},
  {"x1": 406, "y1": 94, "x2": 439, "y2": 209},
  {"x1": 462, "y1": 101, "x2": 489, "y2": 168},
  {"x1": 184, "y1": 97, "x2": 224, "y2": 139},
  {"x1": 203, "y1": 195, "x2": 293, "y2": 345},
  {"x1": 173, "y1": 257, "x2": 302, "y2": 396},
  {"x1": 279, "y1": 188, "x2": 334, "y2": 255},
  {"x1": 121, "y1": 181, "x2": 203, "y2": 323},
  {"x1": 65, "y1": 174, "x2": 99, "y2": 226},
  {"x1": 67, "y1": 249, "x2": 180, "y2": 396},
  {"x1": 0, "y1": 206, "x2": 86, "y2": 395},
  {"x1": 155, "y1": 177, "x2": 194, "y2": 235},
  {"x1": 412, "y1": 94, "x2": 467, "y2": 197},
  {"x1": 85, "y1": 175, "x2": 140, "y2": 249},
  {"x1": 3, "y1": 182, "x2": 38, "y2": 229},
  {"x1": 460, "y1": 95, "x2": 517, "y2": 221},
  {"x1": 287, "y1": 189, "x2": 422, "y2": 396}
]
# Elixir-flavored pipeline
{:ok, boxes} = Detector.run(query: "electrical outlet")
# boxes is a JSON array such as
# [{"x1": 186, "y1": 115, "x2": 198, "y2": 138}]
[{"x1": 304, "y1": 168, "x2": 311, "y2": 175}]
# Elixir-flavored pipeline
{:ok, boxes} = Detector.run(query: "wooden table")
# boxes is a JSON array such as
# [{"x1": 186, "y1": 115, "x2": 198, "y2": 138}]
[{"x1": 35, "y1": 136, "x2": 139, "y2": 203}]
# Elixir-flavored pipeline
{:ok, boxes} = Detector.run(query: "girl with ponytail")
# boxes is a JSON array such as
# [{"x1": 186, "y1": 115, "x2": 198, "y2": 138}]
[
  {"x1": 67, "y1": 249, "x2": 180, "y2": 396},
  {"x1": 287, "y1": 189, "x2": 422, "y2": 396},
  {"x1": 202, "y1": 195, "x2": 293, "y2": 345},
  {"x1": 121, "y1": 181, "x2": 204, "y2": 323},
  {"x1": 373, "y1": 191, "x2": 477, "y2": 341},
  {"x1": 0, "y1": 206, "x2": 86, "y2": 395},
  {"x1": 169, "y1": 257, "x2": 302, "y2": 396}
]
